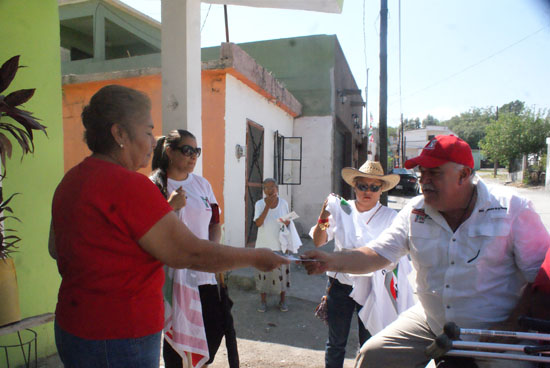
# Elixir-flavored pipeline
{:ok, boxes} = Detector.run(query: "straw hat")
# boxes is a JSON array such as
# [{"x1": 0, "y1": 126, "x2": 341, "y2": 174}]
[{"x1": 341, "y1": 161, "x2": 400, "y2": 192}]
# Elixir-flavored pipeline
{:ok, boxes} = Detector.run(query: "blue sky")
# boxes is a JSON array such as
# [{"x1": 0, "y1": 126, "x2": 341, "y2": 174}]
[{"x1": 121, "y1": 0, "x2": 550, "y2": 127}]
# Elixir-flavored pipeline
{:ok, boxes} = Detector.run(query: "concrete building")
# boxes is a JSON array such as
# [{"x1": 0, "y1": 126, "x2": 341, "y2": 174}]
[
  {"x1": 403, "y1": 126, "x2": 455, "y2": 161},
  {"x1": 0, "y1": 0, "x2": 345, "y2": 364},
  {"x1": 205, "y1": 35, "x2": 365, "y2": 233},
  {"x1": 60, "y1": 0, "x2": 365, "y2": 237}
]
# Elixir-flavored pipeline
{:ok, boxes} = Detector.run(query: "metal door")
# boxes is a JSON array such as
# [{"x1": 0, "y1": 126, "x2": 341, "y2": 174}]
[{"x1": 245, "y1": 120, "x2": 264, "y2": 248}]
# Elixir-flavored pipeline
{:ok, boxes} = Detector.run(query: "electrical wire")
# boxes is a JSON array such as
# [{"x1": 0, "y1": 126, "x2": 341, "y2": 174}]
[
  {"x1": 201, "y1": 4, "x2": 212, "y2": 32},
  {"x1": 392, "y1": 25, "x2": 549, "y2": 103}
]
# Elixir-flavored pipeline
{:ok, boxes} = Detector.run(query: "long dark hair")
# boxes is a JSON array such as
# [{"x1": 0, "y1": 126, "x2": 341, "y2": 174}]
[
  {"x1": 150, "y1": 129, "x2": 195, "y2": 198},
  {"x1": 152, "y1": 129, "x2": 196, "y2": 172}
]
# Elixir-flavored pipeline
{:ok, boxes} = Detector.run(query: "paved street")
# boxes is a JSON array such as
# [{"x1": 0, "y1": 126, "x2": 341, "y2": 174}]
[{"x1": 479, "y1": 174, "x2": 550, "y2": 229}]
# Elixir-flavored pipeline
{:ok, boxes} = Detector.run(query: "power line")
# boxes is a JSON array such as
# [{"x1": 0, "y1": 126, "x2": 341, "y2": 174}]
[
  {"x1": 392, "y1": 25, "x2": 549, "y2": 103},
  {"x1": 201, "y1": 4, "x2": 212, "y2": 32}
]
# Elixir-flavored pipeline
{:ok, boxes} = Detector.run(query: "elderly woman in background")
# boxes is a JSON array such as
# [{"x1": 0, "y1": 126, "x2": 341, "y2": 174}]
[
  {"x1": 254, "y1": 178, "x2": 301, "y2": 313},
  {"x1": 48, "y1": 85, "x2": 288, "y2": 368},
  {"x1": 150, "y1": 129, "x2": 238, "y2": 368},
  {"x1": 310, "y1": 161, "x2": 414, "y2": 368}
]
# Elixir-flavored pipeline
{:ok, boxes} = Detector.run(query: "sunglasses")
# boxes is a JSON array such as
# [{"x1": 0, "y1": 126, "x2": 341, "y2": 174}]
[
  {"x1": 355, "y1": 183, "x2": 382, "y2": 193},
  {"x1": 176, "y1": 145, "x2": 201, "y2": 157}
]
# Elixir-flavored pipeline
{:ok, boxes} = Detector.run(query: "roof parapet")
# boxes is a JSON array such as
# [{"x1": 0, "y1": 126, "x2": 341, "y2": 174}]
[{"x1": 203, "y1": 43, "x2": 302, "y2": 117}]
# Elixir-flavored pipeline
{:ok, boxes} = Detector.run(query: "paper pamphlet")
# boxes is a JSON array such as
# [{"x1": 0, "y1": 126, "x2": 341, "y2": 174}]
[
  {"x1": 284, "y1": 255, "x2": 317, "y2": 262},
  {"x1": 278, "y1": 211, "x2": 299, "y2": 222}
]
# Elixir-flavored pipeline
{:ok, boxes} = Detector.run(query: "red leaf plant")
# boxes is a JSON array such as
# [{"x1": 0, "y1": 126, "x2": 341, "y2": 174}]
[
  {"x1": 0, "y1": 55, "x2": 47, "y2": 259},
  {"x1": 0, "y1": 55, "x2": 47, "y2": 176}
]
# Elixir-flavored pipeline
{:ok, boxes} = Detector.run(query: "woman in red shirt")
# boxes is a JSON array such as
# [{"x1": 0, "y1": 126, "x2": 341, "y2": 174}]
[{"x1": 49, "y1": 85, "x2": 288, "y2": 368}]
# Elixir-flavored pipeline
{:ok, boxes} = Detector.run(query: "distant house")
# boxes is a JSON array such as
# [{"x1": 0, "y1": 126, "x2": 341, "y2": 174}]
[{"x1": 403, "y1": 126, "x2": 455, "y2": 162}]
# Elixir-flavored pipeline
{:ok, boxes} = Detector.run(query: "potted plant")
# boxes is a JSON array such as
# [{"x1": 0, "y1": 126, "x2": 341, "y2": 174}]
[{"x1": 0, "y1": 55, "x2": 47, "y2": 326}]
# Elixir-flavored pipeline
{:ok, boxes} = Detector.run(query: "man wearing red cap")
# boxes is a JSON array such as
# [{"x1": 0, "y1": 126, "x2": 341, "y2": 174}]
[{"x1": 303, "y1": 135, "x2": 550, "y2": 367}]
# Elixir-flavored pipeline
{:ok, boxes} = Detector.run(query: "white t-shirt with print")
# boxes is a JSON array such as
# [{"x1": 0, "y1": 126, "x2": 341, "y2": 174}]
[
  {"x1": 168, "y1": 173, "x2": 218, "y2": 285},
  {"x1": 254, "y1": 197, "x2": 290, "y2": 251}
]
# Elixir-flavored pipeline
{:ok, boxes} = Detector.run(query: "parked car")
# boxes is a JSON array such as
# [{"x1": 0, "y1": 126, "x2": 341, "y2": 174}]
[{"x1": 389, "y1": 168, "x2": 420, "y2": 196}]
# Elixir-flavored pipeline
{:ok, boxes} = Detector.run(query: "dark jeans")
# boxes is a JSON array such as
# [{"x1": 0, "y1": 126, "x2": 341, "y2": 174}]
[
  {"x1": 55, "y1": 321, "x2": 161, "y2": 368},
  {"x1": 325, "y1": 277, "x2": 371, "y2": 368}
]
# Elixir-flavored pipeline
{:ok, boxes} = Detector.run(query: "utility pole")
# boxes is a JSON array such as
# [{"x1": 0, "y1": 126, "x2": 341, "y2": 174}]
[
  {"x1": 224, "y1": 5, "x2": 230, "y2": 42},
  {"x1": 365, "y1": 68, "x2": 369, "y2": 158},
  {"x1": 493, "y1": 106, "x2": 499, "y2": 178},
  {"x1": 401, "y1": 115, "x2": 407, "y2": 167},
  {"x1": 401, "y1": 115, "x2": 405, "y2": 167},
  {"x1": 379, "y1": 0, "x2": 388, "y2": 205}
]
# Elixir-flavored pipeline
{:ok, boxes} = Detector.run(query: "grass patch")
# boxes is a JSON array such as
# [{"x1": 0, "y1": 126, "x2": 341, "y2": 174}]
[{"x1": 477, "y1": 169, "x2": 508, "y2": 181}]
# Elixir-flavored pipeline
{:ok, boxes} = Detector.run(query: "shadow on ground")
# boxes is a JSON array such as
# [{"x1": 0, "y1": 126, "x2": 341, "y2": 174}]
[{"x1": 213, "y1": 238, "x2": 362, "y2": 367}]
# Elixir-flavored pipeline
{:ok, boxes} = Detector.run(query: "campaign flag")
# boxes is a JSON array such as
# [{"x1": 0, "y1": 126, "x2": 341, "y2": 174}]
[
  {"x1": 368, "y1": 125, "x2": 374, "y2": 143},
  {"x1": 164, "y1": 268, "x2": 209, "y2": 368}
]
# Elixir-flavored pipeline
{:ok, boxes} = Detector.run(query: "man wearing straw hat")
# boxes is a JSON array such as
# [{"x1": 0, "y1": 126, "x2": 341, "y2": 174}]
[
  {"x1": 310, "y1": 160, "x2": 415, "y2": 368},
  {"x1": 303, "y1": 135, "x2": 550, "y2": 368}
]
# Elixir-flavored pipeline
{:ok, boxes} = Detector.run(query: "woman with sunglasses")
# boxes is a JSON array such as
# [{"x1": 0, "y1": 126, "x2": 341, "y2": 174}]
[
  {"x1": 310, "y1": 160, "x2": 414, "y2": 368},
  {"x1": 150, "y1": 130, "x2": 238, "y2": 368}
]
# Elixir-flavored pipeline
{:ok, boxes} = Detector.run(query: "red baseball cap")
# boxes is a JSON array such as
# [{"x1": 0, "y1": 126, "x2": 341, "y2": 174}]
[{"x1": 404, "y1": 135, "x2": 474, "y2": 169}]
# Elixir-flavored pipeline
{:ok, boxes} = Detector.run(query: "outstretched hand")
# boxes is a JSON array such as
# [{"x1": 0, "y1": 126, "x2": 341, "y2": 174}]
[
  {"x1": 253, "y1": 248, "x2": 291, "y2": 272},
  {"x1": 300, "y1": 249, "x2": 333, "y2": 275}
]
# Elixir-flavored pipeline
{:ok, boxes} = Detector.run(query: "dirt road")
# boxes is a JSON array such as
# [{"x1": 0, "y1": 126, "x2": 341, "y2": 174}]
[{"x1": 208, "y1": 262, "x2": 359, "y2": 368}]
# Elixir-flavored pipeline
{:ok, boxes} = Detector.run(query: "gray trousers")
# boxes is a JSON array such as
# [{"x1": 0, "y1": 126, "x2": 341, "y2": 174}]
[{"x1": 354, "y1": 304, "x2": 534, "y2": 368}]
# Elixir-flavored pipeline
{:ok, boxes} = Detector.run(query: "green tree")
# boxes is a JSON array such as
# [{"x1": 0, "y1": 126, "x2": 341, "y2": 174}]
[
  {"x1": 480, "y1": 108, "x2": 550, "y2": 168},
  {"x1": 422, "y1": 114, "x2": 440, "y2": 128},
  {"x1": 499, "y1": 100, "x2": 525, "y2": 115},
  {"x1": 442, "y1": 107, "x2": 494, "y2": 149},
  {"x1": 402, "y1": 117, "x2": 421, "y2": 131}
]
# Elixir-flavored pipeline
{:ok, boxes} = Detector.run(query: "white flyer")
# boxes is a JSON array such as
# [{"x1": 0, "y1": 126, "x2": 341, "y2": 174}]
[{"x1": 278, "y1": 211, "x2": 299, "y2": 222}]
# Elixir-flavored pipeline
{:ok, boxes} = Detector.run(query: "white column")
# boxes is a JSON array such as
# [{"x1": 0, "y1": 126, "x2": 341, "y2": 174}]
[
  {"x1": 546, "y1": 137, "x2": 550, "y2": 190},
  {"x1": 161, "y1": 0, "x2": 203, "y2": 173}
]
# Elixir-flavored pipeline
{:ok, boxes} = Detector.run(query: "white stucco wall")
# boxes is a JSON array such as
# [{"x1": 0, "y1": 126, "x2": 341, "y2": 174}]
[
  {"x1": 223, "y1": 73, "x2": 295, "y2": 246},
  {"x1": 405, "y1": 126, "x2": 455, "y2": 159},
  {"x1": 293, "y1": 115, "x2": 334, "y2": 235}
]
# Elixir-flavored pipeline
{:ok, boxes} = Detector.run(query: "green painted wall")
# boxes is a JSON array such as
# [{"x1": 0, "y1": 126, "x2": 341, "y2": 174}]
[
  {"x1": 0, "y1": 0, "x2": 63, "y2": 364},
  {"x1": 202, "y1": 35, "x2": 336, "y2": 116}
]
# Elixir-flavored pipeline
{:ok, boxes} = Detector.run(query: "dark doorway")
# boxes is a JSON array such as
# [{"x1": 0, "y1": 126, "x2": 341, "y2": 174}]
[
  {"x1": 245, "y1": 120, "x2": 264, "y2": 248},
  {"x1": 334, "y1": 121, "x2": 352, "y2": 199}
]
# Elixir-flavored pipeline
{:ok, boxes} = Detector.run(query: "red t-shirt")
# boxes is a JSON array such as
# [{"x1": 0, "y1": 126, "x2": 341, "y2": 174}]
[
  {"x1": 534, "y1": 247, "x2": 550, "y2": 294},
  {"x1": 52, "y1": 157, "x2": 172, "y2": 339}
]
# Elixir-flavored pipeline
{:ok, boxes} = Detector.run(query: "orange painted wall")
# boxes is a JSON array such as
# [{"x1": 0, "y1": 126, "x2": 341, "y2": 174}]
[
  {"x1": 62, "y1": 72, "x2": 227, "y2": 222},
  {"x1": 61, "y1": 75, "x2": 163, "y2": 176},
  {"x1": 201, "y1": 71, "x2": 226, "y2": 223}
]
